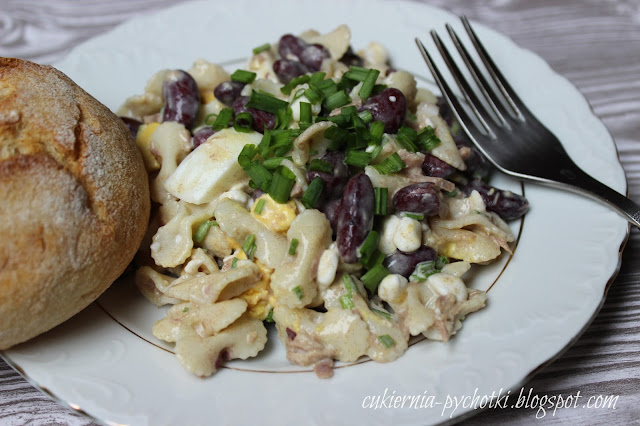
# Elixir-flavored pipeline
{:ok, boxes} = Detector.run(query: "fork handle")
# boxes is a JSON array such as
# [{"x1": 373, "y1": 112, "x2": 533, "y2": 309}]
[{"x1": 549, "y1": 163, "x2": 640, "y2": 229}]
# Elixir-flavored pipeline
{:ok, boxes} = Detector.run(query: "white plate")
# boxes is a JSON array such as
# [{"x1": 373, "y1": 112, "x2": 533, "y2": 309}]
[{"x1": 2, "y1": 0, "x2": 629, "y2": 425}]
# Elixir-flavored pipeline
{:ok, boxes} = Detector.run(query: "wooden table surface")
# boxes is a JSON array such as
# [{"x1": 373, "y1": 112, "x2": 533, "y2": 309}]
[{"x1": 1, "y1": 0, "x2": 639, "y2": 424}]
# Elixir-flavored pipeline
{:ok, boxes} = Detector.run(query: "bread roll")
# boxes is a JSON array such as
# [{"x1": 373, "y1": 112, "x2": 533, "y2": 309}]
[{"x1": 0, "y1": 58, "x2": 150, "y2": 349}]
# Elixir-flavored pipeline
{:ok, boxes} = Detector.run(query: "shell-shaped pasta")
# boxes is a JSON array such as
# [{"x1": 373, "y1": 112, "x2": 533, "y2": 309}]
[
  {"x1": 149, "y1": 121, "x2": 192, "y2": 204},
  {"x1": 182, "y1": 248, "x2": 219, "y2": 275},
  {"x1": 415, "y1": 87, "x2": 438, "y2": 105},
  {"x1": 425, "y1": 191, "x2": 514, "y2": 262},
  {"x1": 152, "y1": 298, "x2": 248, "y2": 342},
  {"x1": 116, "y1": 93, "x2": 164, "y2": 119},
  {"x1": 188, "y1": 59, "x2": 230, "y2": 93},
  {"x1": 174, "y1": 317, "x2": 268, "y2": 377},
  {"x1": 416, "y1": 102, "x2": 466, "y2": 170},
  {"x1": 135, "y1": 266, "x2": 183, "y2": 307},
  {"x1": 151, "y1": 200, "x2": 217, "y2": 268},
  {"x1": 358, "y1": 41, "x2": 389, "y2": 66},
  {"x1": 164, "y1": 261, "x2": 260, "y2": 304},
  {"x1": 292, "y1": 121, "x2": 335, "y2": 166},
  {"x1": 201, "y1": 224, "x2": 234, "y2": 258},
  {"x1": 215, "y1": 198, "x2": 288, "y2": 269},
  {"x1": 271, "y1": 209, "x2": 332, "y2": 308},
  {"x1": 302, "y1": 24, "x2": 351, "y2": 60},
  {"x1": 247, "y1": 50, "x2": 278, "y2": 82},
  {"x1": 273, "y1": 304, "x2": 370, "y2": 365}
]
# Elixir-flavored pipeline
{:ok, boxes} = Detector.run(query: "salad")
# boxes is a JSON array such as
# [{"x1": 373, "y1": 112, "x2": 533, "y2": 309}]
[{"x1": 119, "y1": 25, "x2": 529, "y2": 378}]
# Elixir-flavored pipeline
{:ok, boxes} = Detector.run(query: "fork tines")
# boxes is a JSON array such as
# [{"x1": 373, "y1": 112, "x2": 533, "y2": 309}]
[{"x1": 415, "y1": 16, "x2": 534, "y2": 160}]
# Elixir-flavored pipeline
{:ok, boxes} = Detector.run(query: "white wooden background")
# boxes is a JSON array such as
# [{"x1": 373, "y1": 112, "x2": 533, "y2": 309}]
[{"x1": 1, "y1": 0, "x2": 639, "y2": 424}]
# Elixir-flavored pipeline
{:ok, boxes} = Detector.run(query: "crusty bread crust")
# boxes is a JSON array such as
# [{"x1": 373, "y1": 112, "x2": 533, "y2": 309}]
[{"x1": 0, "y1": 58, "x2": 150, "y2": 349}]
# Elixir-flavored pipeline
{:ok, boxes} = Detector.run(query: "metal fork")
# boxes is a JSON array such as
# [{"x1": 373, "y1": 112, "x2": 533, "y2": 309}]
[{"x1": 415, "y1": 16, "x2": 640, "y2": 229}]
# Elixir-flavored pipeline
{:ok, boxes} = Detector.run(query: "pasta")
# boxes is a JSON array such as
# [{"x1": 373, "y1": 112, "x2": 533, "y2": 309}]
[{"x1": 121, "y1": 25, "x2": 529, "y2": 378}]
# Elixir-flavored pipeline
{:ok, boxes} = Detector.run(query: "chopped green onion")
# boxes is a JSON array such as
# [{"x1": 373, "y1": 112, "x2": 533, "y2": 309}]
[
  {"x1": 340, "y1": 105, "x2": 357, "y2": 117},
  {"x1": 359, "y1": 231, "x2": 380, "y2": 265},
  {"x1": 182, "y1": 307, "x2": 189, "y2": 313},
  {"x1": 436, "y1": 255, "x2": 449, "y2": 270},
  {"x1": 371, "y1": 308, "x2": 392, "y2": 320},
  {"x1": 339, "y1": 294, "x2": 355, "y2": 310},
  {"x1": 372, "y1": 84, "x2": 387, "y2": 96},
  {"x1": 361, "y1": 264, "x2": 390, "y2": 293},
  {"x1": 444, "y1": 188, "x2": 459, "y2": 198},
  {"x1": 237, "y1": 143, "x2": 258, "y2": 167},
  {"x1": 252, "y1": 43, "x2": 271, "y2": 55},
  {"x1": 230, "y1": 69, "x2": 257, "y2": 84},
  {"x1": 275, "y1": 107, "x2": 293, "y2": 130},
  {"x1": 359, "y1": 68, "x2": 380, "y2": 99},
  {"x1": 264, "y1": 307, "x2": 274, "y2": 322},
  {"x1": 242, "y1": 162, "x2": 272, "y2": 191},
  {"x1": 301, "y1": 177, "x2": 325, "y2": 209},
  {"x1": 378, "y1": 334, "x2": 396, "y2": 348},
  {"x1": 361, "y1": 249, "x2": 385, "y2": 270},
  {"x1": 206, "y1": 107, "x2": 234, "y2": 131},
  {"x1": 299, "y1": 102, "x2": 312, "y2": 123},
  {"x1": 254, "y1": 199, "x2": 266, "y2": 215},
  {"x1": 342, "y1": 274, "x2": 357, "y2": 294},
  {"x1": 358, "y1": 110, "x2": 373, "y2": 124},
  {"x1": 308, "y1": 159, "x2": 334, "y2": 173},
  {"x1": 323, "y1": 90, "x2": 351, "y2": 111},
  {"x1": 303, "y1": 87, "x2": 323, "y2": 104},
  {"x1": 374, "y1": 187, "x2": 388, "y2": 215},
  {"x1": 242, "y1": 234, "x2": 257, "y2": 260},
  {"x1": 345, "y1": 150, "x2": 372, "y2": 168},
  {"x1": 309, "y1": 71, "x2": 326, "y2": 84},
  {"x1": 416, "y1": 126, "x2": 441, "y2": 151},
  {"x1": 292, "y1": 285, "x2": 304, "y2": 300},
  {"x1": 401, "y1": 212, "x2": 425, "y2": 220},
  {"x1": 325, "y1": 126, "x2": 350, "y2": 151},
  {"x1": 262, "y1": 156, "x2": 286, "y2": 170},
  {"x1": 450, "y1": 121, "x2": 461, "y2": 136},
  {"x1": 234, "y1": 112, "x2": 254, "y2": 133},
  {"x1": 409, "y1": 261, "x2": 439, "y2": 282},
  {"x1": 312, "y1": 78, "x2": 338, "y2": 97},
  {"x1": 288, "y1": 238, "x2": 299, "y2": 256},
  {"x1": 281, "y1": 75, "x2": 310, "y2": 95},
  {"x1": 193, "y1": 219, "x2": 217, "y2": 243},
  {"x1": 396, "y1": 126, "x2": 418, "y2": 152},
  {"x1": 231, "y1": 257, "x2": 238, "y2": 269},
  {"x1": 369, "y1": 121, "x2": 385, "y2": 145},
  {"x1": 372, "y1": 153, "x2": 406, "y2": 175},
  {"x1": 257, "y1": 130, "x2": 272, "y2": 156},
  {"x1": 268, "y1": 166, "x2": 296, "y2": 203},
  {"x1": 246, "y1": 90, "x2": 289, "y2": 114},
  {"x1": 343, "y1": 66, "x2": 370, "y2": 82}
]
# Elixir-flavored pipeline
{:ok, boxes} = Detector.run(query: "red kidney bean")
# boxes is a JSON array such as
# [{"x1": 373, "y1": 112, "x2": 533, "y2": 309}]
[
  {"x1": 214, "y1": 81, "x2": 245, "y2": 107},
  {"x1": 392, "y1": 182, "x2": 443, "y2": 216},
  {"x1": 278, "y1": 34, "x2": 307, "y2": 60},
  {"x1": 463, "y1": 179, "x2": 529, "y2": 221},
  {"x1": 319, "y1": 197, "x2": 342, "y2": 236},
  {"x1": 162, "y1": 70, "x2": 200, "y2": 128},
  {"x1": 120, "y1": 117, "x2": 142, "y2": 139},
  {"x1": 273, "y1": 59, "x2": 310, "y2": 84},
  {"x1": 422, "y1": 153, "x2": 455, "y2": 178},
  {"x1": 336, "y1": 173, "x2": 375, "y2": 263},
  {"x1": 192, "y1": 127, "x2": 216, "y2": 148},
  {"x1": 358, "y1": 88, "x2": 407, "y2": 134},
  {"x1": 383, "y1": 246, "x2": 437, "y2": 278},
  {"x1": 299, "y1": 44, "x2": 330, "y2": 71},
  {"x1": 307, "y1": 151, "x2": 349, "y2": 200},
  {"x1": 339, "y1": 46, "x2": 363, "y2": 67},
  {"x1": 231, "y1": 96, "x2": 276, "y2": 133}
]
